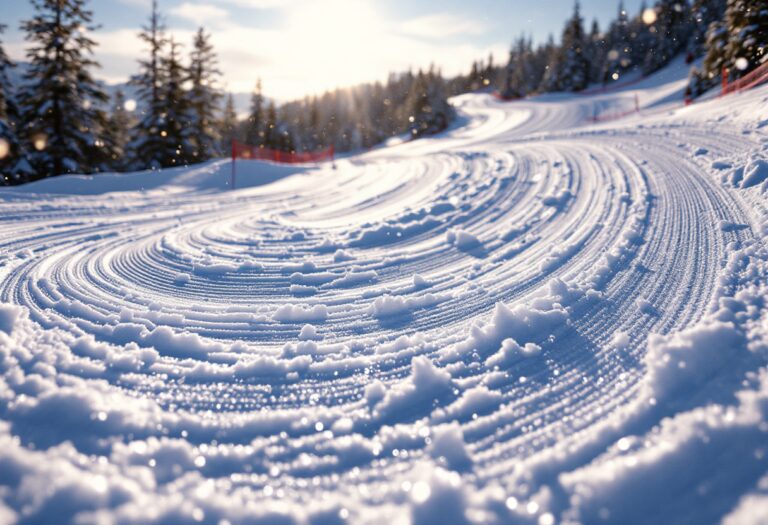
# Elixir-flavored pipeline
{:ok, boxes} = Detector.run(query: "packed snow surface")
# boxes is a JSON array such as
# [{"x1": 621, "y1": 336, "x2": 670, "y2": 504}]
[{"x1": 1, "y1": 61, "x2": 768, "y2": 524}]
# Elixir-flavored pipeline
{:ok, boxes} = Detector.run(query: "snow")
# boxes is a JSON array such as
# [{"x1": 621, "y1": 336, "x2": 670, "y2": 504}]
[
  {"x1": 298, "y1": 323, "x2": 321, "y2": 341},
  {"x1": 272, "y1": 304, "x2": 328, "y2": 323},
  {"x1": 446, "y1": 228, "x2": 481, "y2": 250},
  {"x1": 645, "y1": 320, "x2": 745, "y2": 402},
  {"x1": 427, "y1": 423, "x2": 473, "y2": 471},
  {"x1": 1, "y1": 58, "x2": 767, "y2": 524},
  {"x1": 368, "y1": 293, "x2": 443, "y2": 319},
  {"x1": 0, "y1": 304, "x2": 24, "y2": 334},
  {"x1": 741, "y1": 157, "x2": 768, "y2": 189}
]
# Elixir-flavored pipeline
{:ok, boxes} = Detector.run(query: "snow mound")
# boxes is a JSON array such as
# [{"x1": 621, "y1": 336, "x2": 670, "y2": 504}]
[
  {"x1": 369, "y1": 293, "x2": 442, "y2": 318},
  {"x1": 645, "y1": 321, "x2": 744, "y2": 402},
  {"x1": 741, "y1": 157, "x2": 768, "y2": 189},
  {"x1": 0, "y1": 305, "x2": 25, "y2": 335},
  {"x1": 273, "y1": 304, "x2": 329, "y2": 323}
]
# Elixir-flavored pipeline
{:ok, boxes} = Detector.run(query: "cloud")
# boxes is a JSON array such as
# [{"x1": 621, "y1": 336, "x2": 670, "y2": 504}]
[
  {"x1": 400, "y1": 14, "x2": 486, "y2": 39},
  {"x1": 5, "y1": 0, "x2": 507, "y2": 102},
  {"x1": 117, "y1": 0, "x2": 151, "y2": 6},
  {"x1": 169, "y1": 3, "x2": 230, "y2": 26},
  {"x1": 218, "y1": 0, "x2": 296, "y2": 8}
]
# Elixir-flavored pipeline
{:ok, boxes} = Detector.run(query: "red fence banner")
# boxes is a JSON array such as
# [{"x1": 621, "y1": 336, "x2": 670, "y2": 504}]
[
  {"x1": 492, "y1": 91, "x2": 523, "y2": 101},
  {"x1": 230, "y1": 140, "x2": 334, "y2": 190},
  {"x1": 232, "y1": 139, "x2": 334, "y2": 164},
  {"x1": 721, "y1": 60, "x2": 768, "y2": 96}
]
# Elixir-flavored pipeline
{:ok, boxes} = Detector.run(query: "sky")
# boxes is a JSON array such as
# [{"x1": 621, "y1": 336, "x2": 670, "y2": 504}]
[{"x1": 1, "y1": 0, "x2": 644, "y2": 101}]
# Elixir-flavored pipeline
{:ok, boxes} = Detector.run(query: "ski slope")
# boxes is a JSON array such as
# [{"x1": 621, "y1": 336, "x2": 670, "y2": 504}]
[{"x1": 1, "y1": 61, "x2": 768, "y2": 525}]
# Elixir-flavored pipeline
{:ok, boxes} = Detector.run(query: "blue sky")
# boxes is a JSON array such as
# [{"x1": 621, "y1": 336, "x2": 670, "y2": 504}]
[{"x1": 2, "y1": 0, "x2": 643, "y2": 100}]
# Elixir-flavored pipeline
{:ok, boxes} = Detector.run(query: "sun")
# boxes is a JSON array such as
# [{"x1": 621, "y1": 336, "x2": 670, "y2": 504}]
[{"x1": 284, "y1": 0, "x2": 388, "y2": 93}]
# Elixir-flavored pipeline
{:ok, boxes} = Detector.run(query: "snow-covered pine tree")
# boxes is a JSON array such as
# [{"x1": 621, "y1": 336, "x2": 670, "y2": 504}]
[
  {"x1": 539, "y1": 35, "x2": 564, "y2": 92},
  {"x1": 219, "y1": 92, "x2": 238, "y2": 153},
  {"x1": 687, "y1": 64, "x2": 710, "y2": 95},
  {"x1": 407, "y1": 68, "x2": 452, "y2": 137},
  {"x1": 276, "y1": 106, "x2": 295, "y2": 152},
  {"x1": 160, "y1": 38, "x2": 194, "y2": 167},
  {"x1": 482, "y1": 53, "x2": 495, "y2": 87},
  {"x1": 245, "y1": 79, "x2": 264, "y2": 147},
  {"x1": 587, "y1": 19, "x2": 607, "y2": 84},
  {"x1": 101, "y1": 90, "x2": 133, "y2": 171},
  {"x1": 689, "y1": 0, "x2": 726, "y2": 56},
  {"x1": 604, "y1": 2, "x2": 633, "y2": 81},
  {"x1": 724, "y1": 0, "x2": 768, "y2": 76},
  {"x1": 467, "y1": 61, "x2": 481, "y2": 91},
  {"x1": 128, "y1": 0, "x2": 169, "y2": 170},
  {"x1": 530, "y1": 35, "x2": 556, "y2": 92},
  {"x1": 263, "y1": 101, "x2": 278, "y2": 149},
  {"x1": 406, "y1": 70, "x2": 429, "y2": 137},
  {"x1": 700, "y1": 17, "x2": 728, "y2": 88},
  {"x1": 19, "y1": 0, "x2": 109, "y2": 178},
  {"x1": 426, "y1": 67, "x2": 452, "y2": 132},
  {"x1": 503, "y1": 36, "x2": 536, "y2": 97},
  {"x1": 501, "y1": 43, "x2": 518, "y2": 99},
  {"x1": 643, "y1": 0, "x2": 692, "y2": 74},
  {"x1": 627, "y1": 1, "x2": 655, "y2": 67},
  {"x1": 558, "y1": 1, "x2": 591, "y2": 91},
  {"x1": 307, "y1": 97, "x2": 321, "y2": 148},
  {"x1": 0, "y1": 24, "x2": 33, "y2": 184},
  {"x1": 188, "y1": 27, "x2": 222, "y2": 161}
]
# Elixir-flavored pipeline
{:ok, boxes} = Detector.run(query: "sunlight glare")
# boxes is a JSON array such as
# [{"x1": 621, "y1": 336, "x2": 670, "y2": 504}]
[
  {"x1": 286, "y1": 0, "x2": 386, "y2": 93},
  {"x1": 642, "y1": 8, "x2": 657, "y2": 25}
]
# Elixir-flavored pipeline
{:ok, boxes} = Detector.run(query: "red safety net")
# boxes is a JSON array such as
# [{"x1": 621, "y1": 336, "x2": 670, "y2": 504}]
[
  {"x1": 722, "y1": 60, "x2": 768, "y2": 96},
  {"x1": 232, "y1": 139, "x2": 334, "y2": 164},
  {"x1": 491, "y1": 91, "x2": 523, "y2": 101}
]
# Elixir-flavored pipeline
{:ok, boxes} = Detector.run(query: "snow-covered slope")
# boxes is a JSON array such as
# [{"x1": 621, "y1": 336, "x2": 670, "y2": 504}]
[{"x1": 1, "y1": 59, "x2": 767, "y2": 525}]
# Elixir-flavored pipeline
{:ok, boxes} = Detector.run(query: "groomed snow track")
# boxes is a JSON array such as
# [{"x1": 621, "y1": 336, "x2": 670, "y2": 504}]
[{"x1": 1, "y1": 62, "x2": 768, "y2": 525}]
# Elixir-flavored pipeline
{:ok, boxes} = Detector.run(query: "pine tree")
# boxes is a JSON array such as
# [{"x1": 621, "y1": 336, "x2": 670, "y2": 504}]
[
  {"x1": 19, "y1": 0, "x2": 109, "y2": 177},
  {"x1": 219, "y1": 92, "x2": 238, "y2": 153},
  {"x1": 604, "y1": 2, "x2": 633, "y2": 81},
  {"x1": 724, "y1": 0, "x2": 768, "y2": 76},
  {"x1": 307, "y1": 97, "x2": 321, "y2": 148},
  {"x1": 501, "y1": 43, "x2": 519, "y2": 98},
  {"x1": 482, "y1": 52, "x2": 495, "y2": 87},
  {"x1": 161, "y1": 38, "x2": 194, "y2": 167},
  {"x1": 558, "y1": 1, "x2": 591, "y2": 91},
  {"x1": 407, "y1": 68, "x2": 452, "y2": 137},
  {"x1": 629, "y1": 1, "x2": 656, "y2": 67},
  {"x1": 245, "y1": 79, "x2": 264, "y2": 146},
  {"x1": 702, "y1": 18, "x2": 729, "y2": 81},
  {"x1": 0, "y1": 24, "x2": 33, "y2": 184},
  {"x1": 587, "y1": 19, "x2": 607, "y2": 83},
  {"x1": 539, "y1": 35, "x2": 564, "y2": 92},
  {"x1": 263, "y1": 101, "x2": 278, "y2": 149},
  {"x1": 188, "y1": 27, "x2": 222, "y2": 161},
  {"x1": 689, "y1": 0, "x2": 726, "y2": 55},
  {"x1": 276, "y1": 106, "x2": 295, "y2": 152},
  {"x1": 687, "y1": 65, "x2": 710, "y2": 95},
  {"x1": 643, "y1": 0, "x2": 692, "y2": 74},
  {"x1": 128, "y1": 0, "x2": 169, "y2": 170},
  {"x1": 102, "y1": 90, "x2": 133, "y2": 171}
]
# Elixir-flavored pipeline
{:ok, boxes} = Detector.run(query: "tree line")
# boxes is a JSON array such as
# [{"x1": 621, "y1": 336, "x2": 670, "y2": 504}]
[
  {"x1": 1, "y1": 0, "x2": 766, "y2": 185},
  {"x1": 231, "y1": 67, "x2": 452, "y2": 155},
  {"x1": 451, "y1": 0, "x2": 764, "y2": 101}
]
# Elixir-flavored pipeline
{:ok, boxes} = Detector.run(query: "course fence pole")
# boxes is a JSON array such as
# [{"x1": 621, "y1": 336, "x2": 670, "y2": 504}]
[
  {"x1": 231, "y1": 139, "x2": 237, "y2": 191},
  {"x1": 721, "y1": 66, "x2": 728, "y2": 96}
]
